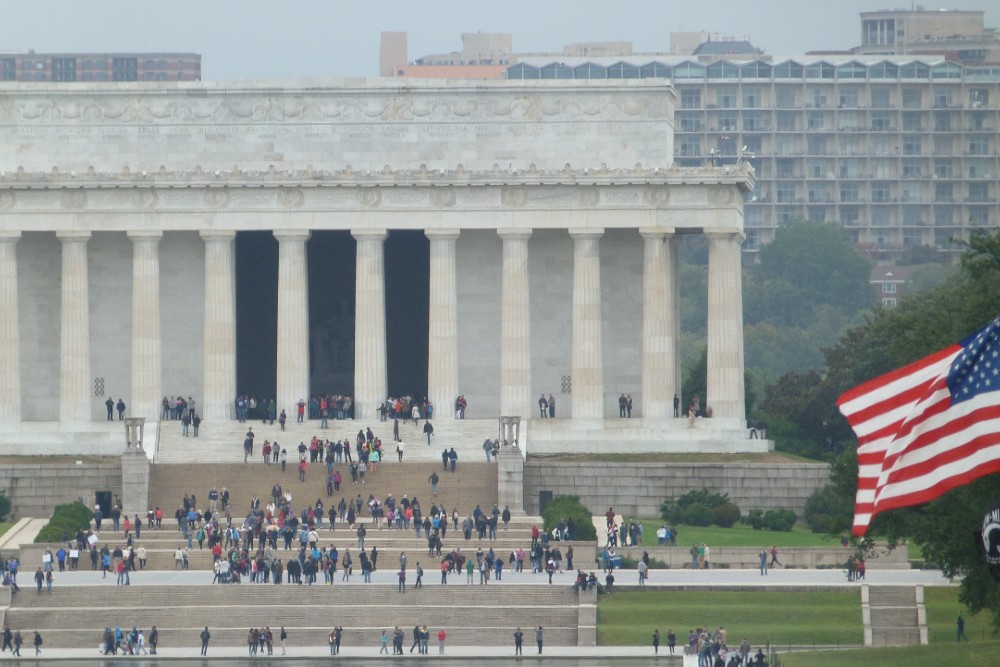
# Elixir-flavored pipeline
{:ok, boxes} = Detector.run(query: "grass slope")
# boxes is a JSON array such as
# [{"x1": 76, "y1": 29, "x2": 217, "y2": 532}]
[
  {"x1": 598, "y1": 590, "x2": 862, "y2": 646},
  {"x1": 778, "y1": 641, "x2": 1000, "y2": 667},
  {"x1": 635, "y1": 522, "x2": 844, "y2": 549}
]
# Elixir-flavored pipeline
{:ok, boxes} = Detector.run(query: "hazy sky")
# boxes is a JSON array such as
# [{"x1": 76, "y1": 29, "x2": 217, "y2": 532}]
[{"x1": 2, "y1": 1, "x2": 998, "y2": 81}]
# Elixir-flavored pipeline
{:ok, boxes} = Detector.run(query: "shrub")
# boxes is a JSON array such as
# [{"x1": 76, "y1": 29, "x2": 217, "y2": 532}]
[
  {"x1": 712, "y1": 502, "x2": 742, "y2": 528},
  {"x1": 682, "y1": 503, "x2": 715, "y2": 527},
  {"x1": 744, "y1": 509, "x2": 765, "y2": 530},
  {"x1": 804, "y1": 484, "x2": 850, "y2": 534},
  {"x1": 34, "y1": 501, "x2": 93, "y2": 543},
  {"x1": 764, "y1": 510, "x2": 797, "y2": 532},
  {"x1": 541, "y1": 495, "x2": 597, "y2": 541},
  {"x1": 660, "y1": 489, "x2": 737, "y2": 526},
  {"x1": 0, "y1": 491, "x2": 10, "y2": 522}
]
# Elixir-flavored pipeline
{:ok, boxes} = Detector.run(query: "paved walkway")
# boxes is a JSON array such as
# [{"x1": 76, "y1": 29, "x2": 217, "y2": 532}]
[{"x1": 33, "y1": 565, "x2": 954, "y2": 588}]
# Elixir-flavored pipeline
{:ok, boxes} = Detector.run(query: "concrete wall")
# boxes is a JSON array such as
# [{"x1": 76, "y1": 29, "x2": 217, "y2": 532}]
[
  {"x1": 0, "y1": 461, "x2": 122, "y2": 520},
  {"x1": 524, "y1": 459, "x2": 830, "y2": 518}
]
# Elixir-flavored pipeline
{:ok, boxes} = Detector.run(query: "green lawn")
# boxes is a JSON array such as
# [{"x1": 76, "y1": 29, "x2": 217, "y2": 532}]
[
  {"x1": 637, "y1": 521, "x2": 844, "y2": 549},
  {"x1": 0, "y1": 522, "x2": 12, "y2": 539},
  {"x1": 598, "y1": 590, "x2": 861, "y2": 646},
  {"x1": 924, "y1": 586, "x2": 992, "y2": 644},
  {"x1": 778, "y1": 641, "x2": 1000, "y2": 667}
]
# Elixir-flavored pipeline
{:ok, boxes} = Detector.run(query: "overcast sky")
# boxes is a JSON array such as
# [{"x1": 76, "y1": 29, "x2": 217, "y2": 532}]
[{"x1": 2, "y1": 1, "x2": 998, "y2": 81}]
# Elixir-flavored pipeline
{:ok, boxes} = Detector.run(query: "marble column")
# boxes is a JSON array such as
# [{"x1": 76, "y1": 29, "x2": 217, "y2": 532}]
[
  {"x1": 706, "y1": 231, "x2": 746, "y2": 425},
  {"x1": 57, "y1": 232, "x2": 92, "y2": 422},
  {"x1": 353, "y1": 229, "x2": 387, "y2": 421},
  {"x1": 426, "y1": 230, "x2": 460, "y2": 420},
  {"x1": 201, "y1": 231, "x2": 236, "y2": 421},
  {"x1": 0, "y1": 233, "x2": 21, "y2": 423},
  {"x1": 570, "y1": 229, "x2": 605, "y2": 419},
  {"x1": 274, "y1": 230, "x2": 311, "y2": 417},
  {"x1": 129, "y1": 231, "x2": 162, "y2": 421},
  {"x1": 499, "y1": 229, "x2": 532, "y2": 417},
  {"x1": 640, "y1": 229, "x2": 677, "y2": 419},
  {"x1": 668, "y1": 235, "x2": 682, "y2": 413}
]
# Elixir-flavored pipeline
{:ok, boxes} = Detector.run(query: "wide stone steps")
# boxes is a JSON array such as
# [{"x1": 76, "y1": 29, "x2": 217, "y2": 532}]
[
  {"x1": 155, "y1": 418, "x2": 501, "y2": 464},
  {"x1": 12, "y1": 626, "x2": 579, "y2": 650},
  {"x1": 13, "y1": 584, "x2": 578, "y2": 608},
  {"x1": 6, "y1": 584, "x2": 580, "y2": 648},
  {"x1": 869, "y1": 586, "x2": 916, "y2": 606},
  {"x1": 865, "y1": 585, "x2": 925, "y2": 647},
  {"x1": 11, "y1": 604, "x2": 579, "y2": 631},
  {"x1": 146, "y1": 461, "x2": 499, "y2": 522}
]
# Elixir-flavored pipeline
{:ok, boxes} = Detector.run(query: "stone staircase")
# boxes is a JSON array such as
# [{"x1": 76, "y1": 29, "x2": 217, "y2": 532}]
[
  {"x1": 863, "y1": 585, "x2": 926, "y2": 646},
  {"x1": 155, "y1": 417, "x2": 502, "y2": 464},
  {"x1": 4, "y1": 584, "x2": 581, "y2": 648},
  {"x1": 147, "y1": 461, "x2": 499, "y2": 520}
]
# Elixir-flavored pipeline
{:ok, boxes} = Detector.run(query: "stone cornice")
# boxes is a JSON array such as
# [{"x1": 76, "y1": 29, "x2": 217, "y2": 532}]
[{"x1": 0, "y1": 164, "x2": 754, "y2": 191}]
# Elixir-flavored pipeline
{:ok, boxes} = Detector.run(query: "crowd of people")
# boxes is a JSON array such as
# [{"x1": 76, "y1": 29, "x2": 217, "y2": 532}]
[{"x1": 100, "y1": 626, "x2": 158, "y2": 656}]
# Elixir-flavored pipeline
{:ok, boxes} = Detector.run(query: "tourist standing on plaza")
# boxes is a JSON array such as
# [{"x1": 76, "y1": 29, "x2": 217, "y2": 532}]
[
  {"x1": 199, "y1": 627, "x2": 210, "y2": 656},
  {"x1": 280, "y1": 627, "x2": 287, "y2": 655},
  {"x1": 32, "y1": 631, "x2": 42, "y2": 656},
  {"x1": 653, "y1": 629, "x2": 660, "y2": 654},
  {"x1": 437, "y1": 628, "x2": 446, "y2": 654},
  {"x1": 513, "y1": 627, "x2": 523, "y2": 656},
  {"x1": 535, "y1": 626, "x2": 544, "y2": 654}
]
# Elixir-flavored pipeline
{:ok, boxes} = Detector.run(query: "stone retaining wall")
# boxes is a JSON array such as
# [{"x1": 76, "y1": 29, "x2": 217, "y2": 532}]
[
  {"x1": 524, "y1": 460, "x2": 829, "y2": 518},
  {"x1": 0, "y1": 462, "x2": 121, "y2": 520}
]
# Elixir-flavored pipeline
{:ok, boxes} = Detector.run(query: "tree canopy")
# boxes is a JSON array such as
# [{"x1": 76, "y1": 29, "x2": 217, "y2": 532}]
[{"x1": 783, "y1": 230, "x2": 1000, "y2": 629}]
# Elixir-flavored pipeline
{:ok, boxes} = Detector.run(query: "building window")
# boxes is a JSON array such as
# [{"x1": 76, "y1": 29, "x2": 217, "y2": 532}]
[
  {"x1": 933, "y1": 112, "x2": 951, "y2": 132},
  {"x1": 901, "y1": 89, "x2": 922, "y2": 109},
  {"x1": 809, "y1": 88, "x2": 827, "y2": 108},
  {"x1": 776, "y1": 111, "x2": 796, "y2": 131},
  {"x1": 903, "y1": 230, "x2": 922, "y2": 246},
  {"x1": 969, "y1": 88, "x2": 989, "y2": 109},
  {"x1": 968, "y1": 160, "x2": 991, "y2": 179},
  {"x1": 717, "y1": 87, "x2": 737, "y2": 109},
  {"x1": 969, "y1": 207, "x2": 990, "y2": 227},
  {"x1": 871, "y1": 111, "x2": 891, "y2": 132},
  {"x1": 773, "y1": 61, "x2": 804, "y2": 78},
  {"x1": 804, "y1": 62, "x2": 834, "y2": 79},
  {"x1": 717, "y1": 112, "x2": 737, "y2": 132},
  {"x1": 807, "y1": 111, "x2": 825, "y2": 130},
  {"x1": 902, "y1": 135, "x2": 922, "y2": 156},
  {"x1": 742, "y1": 112, "x2": 764, "y2": 132},
  {"x1": 776, "y1": 182, "x2": 797, "y2": 204},
  {"x1": 882, "y1": 283, "x2": 897, "y2": 294},
  {"x1": 775, "y1": 87, "x2": 796, "y2": 108},
  {"x1": 679, "y1": 137, "x2": 701, "y2": 157},
  {"x1": 678, "y1": 112, "x2": 702, "y2": 132},
  {"x1": 113, "y1": 57, "x2": 138, "y2": 81},
  {"x1": 742, "y1": 87, "x2": 761, "y2": 108},
  {"x1": 901, "y1": 160, "x2": 921, "y2": 178},
  {"x1": 968, "y1": 183, "x2": 989, "y2": 203},
  {"x1": 807, "y1": 135, "x2": 827, "y2": 155},
  {"x1": 935, "y1": 205, "x2": 954, "y2": 226},
  {"x1": 883, "y1": 298, "x2": 897, "y2": 307},
  {"x1": 932, "y1": 89, "x2": 954, "y2": 108},
  {"x1": 839, "y1": 183, "x2": 859, "y2": 203},
  {"x1": 871, "y1": 182, "x2": 890, "y2": 203},
  {"x1": 680, "y1": 89, "x2": 701, "y2": 109},
  {"x1": 776, "y1": 159, "x2": 795, "y2": 178},
  {"x1": 870, "y1": 88, "x2": 891, "y2": 108},
  {"x1": 968, "y1": 136, "x2": 990, "y2": 156},
  {"x1": 935, "y1": 182, "x2": 953, "y2": 202},
  {"x1": 838, "y1": 89, "x2": 859, "y2": 108}
]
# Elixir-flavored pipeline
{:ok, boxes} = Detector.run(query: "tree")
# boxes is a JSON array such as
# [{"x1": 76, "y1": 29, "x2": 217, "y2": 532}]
[
  {"x1": 745, "y1": 221, "x2": 875, "y2": 328},
  {"x1": 812, "y1": 228, "x2": 1000, "y2": 629}
]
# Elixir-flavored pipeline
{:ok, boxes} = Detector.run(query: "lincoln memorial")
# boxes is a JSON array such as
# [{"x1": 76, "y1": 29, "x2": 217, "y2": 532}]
[{"x1": 0, "y1": 77, "x2": 764, "y2": 456}]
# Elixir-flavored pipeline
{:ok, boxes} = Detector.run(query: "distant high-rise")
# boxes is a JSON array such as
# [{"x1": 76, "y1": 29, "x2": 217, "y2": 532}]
[
  {"x1": 0, "y1": 51, "x2": 201, "y2": 82},
  {"x1": 388, "y1": 11, "x2": 1000, "y2": 258}
]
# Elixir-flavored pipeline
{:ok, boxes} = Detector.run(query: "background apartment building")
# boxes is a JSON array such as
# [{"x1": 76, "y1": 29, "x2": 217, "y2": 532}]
[
  {"x1": 385, "y1": 9, "x2": 1000, "y2": 256},
  {"x1": 0, "y1": 51, "x2": 201, "y2": 82}
]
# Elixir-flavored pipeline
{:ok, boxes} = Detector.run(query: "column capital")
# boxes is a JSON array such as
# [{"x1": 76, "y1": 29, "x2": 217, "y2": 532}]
[
  {"x1": 497, "y1": 228, "x2": 532, "y2": 241},
  {"x1": 199, "y1": 230, "x2": 237, "y2": 241},
  {"x1": 127, "y1": 230, "x2": 163, "y2": 242},
  {"x1": 425, "y1": 229, "x2": 461, "y2": 242},
  {"x1": 56, "y1": 230, "x2": 92, "y2": 242},
  {"x1": 639, "y1": 227, "x2": 676, "y2": 241},
  {"x1": 351, "y1": 229, "x2": 388, "y2": 242},
  {"x1": 704, "y1": 229, "x2": 745, "y2": 242},
  {"x1": 568, "y1": 228, "x2": 604, "y2": 240},
  {"x1": 273, "y1": 230, "x2": 311, "y2": 243}
]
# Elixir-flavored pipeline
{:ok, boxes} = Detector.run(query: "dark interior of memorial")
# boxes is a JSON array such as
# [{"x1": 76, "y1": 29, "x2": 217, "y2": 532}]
[{"x1": 235, "y1": 230, "x2": 429, "y2": 402}]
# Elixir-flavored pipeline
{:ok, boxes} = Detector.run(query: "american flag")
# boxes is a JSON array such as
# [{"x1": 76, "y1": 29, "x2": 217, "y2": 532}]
[{"x1": 838, "y1": 315, "x2": 1000, "y2": 536}]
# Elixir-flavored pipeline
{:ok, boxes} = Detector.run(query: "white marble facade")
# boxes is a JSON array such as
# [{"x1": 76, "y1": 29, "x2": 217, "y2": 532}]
[{"x1": 0, "y1": 78, "x2": 753, "y2": 431}]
